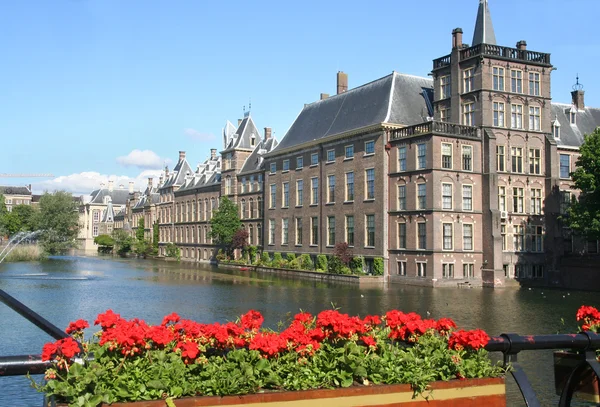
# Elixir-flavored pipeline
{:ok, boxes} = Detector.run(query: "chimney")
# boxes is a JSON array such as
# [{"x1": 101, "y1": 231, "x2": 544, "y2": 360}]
[
  {"x1": 452, "y1": 28, "x2": 463, "y2": 49},
  {"x1": 238, "y1": 119, "x2": 243, "y2": 126},
  {"x1": 28, "y1": 184, "x2": 32, "y2": 192},
  {"x1": 320, "y1": 93, "x2": 329, "y2": 100},
  {"x1": 516, "y1": 40, "x2": 527, "y2": 51},
  {"x1": 165, "y1": 165, "x2": 169, "y2": 177},
  {"x1": 337, "y1": 71, "x2": 348, "y2": 94},
  {"x1": 128, "y1": 182, "x2": 134, "y2": 194},
  {"x1": 148, "y1": 178, "x2": 153, "y2": 188},
  {"x1": 119, "y1": 184, "x2": 124, "y2": 189},
  {"x1": 264, "y1": 127, "x2": 272, "y2": 140},
  {"x1": 210, "y1": 148, "x2": 217, "y2": 160},
  {"x1": 572, "y1": 89, "x2": 585, "y2": 111},
  {"x1": 108, "y1": 180, "x2": 114, "y2": 192},
  {"x1": 179, "y1": 151, "x2": 186, "y2": 160},
  {"x1": 159, "y1": 175, "x2": 163, "y2": 185}
]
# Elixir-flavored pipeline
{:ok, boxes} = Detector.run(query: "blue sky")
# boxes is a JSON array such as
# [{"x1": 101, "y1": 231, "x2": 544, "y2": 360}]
[{"x1": 2, "y1": 0, "x2": 599, "y2": 195}]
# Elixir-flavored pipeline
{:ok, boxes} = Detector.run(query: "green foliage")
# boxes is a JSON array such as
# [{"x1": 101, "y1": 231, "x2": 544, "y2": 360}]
[
  {"x1": 350, "y1": 256, "x2": 365, "y2": 275},
  {"x1": 288, "y1": 257, "x2": 301, "y2": 270},
  {"x1": 260, "y1": 252, "x2": 271, "y2": 266},
  {"x1": 247, "y1": 246, "x2": 258, "y2": 264},
  {"x1": 286, "y1": 253, "x2": 296, "y2": 263},
  {"x1": 209, "y1": 197, "x2": 241, "y2": 249},
  {"x1": 373, "y1": 257, "x2": 384, "y2": 276},
  {"x1": 134, "y1": 239, "x2": 153, "y2": 258},
  {"x1": 165, "y1": 243, "x2": 181, "y2": 261},
  {"x1": 272, "y1": 252, "x2": 285, "y2": 268},
  {"x1": 0, "y1": 204, "x2": 38, "y2": 235},
  {"x1": 566, "y1": 128, "x2": 600, "y2": 239},
  {"x1": 216, "y1": 249, "x2": 228, "y2": 262},
  {"x1": 316, "y1": 255, "x2": 328, "y2": 272},
  {"x1": 0, "y1": 194, "x2": 7, "y2": 217},
  {"x1": 136, "y1": 217, "x2": 145, "y2": 242},
  {"x1": 299, "y1": 254, "x2": 314, "y2": 271},
  {"x1": 333, "y1": 242, "x2": 353, "y2": 265},
  {"x1": 112, "y1": 229, "x2": 134, "y2": 255},
  {"x1": 36, "y1": 191, "x2": 81, "y2": 255},
  {"x1": 327, "y1": 255, "x2": 348, "y2": 274},
  {"x1": 94, "y1": 234, "x2": 115, "y2": 253},
  {"x1": 152, "y1": 222, "x2": 159, "y2": 255}
]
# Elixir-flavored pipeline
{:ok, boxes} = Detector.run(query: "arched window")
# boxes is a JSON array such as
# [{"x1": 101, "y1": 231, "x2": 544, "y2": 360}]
[
  {"x1": 205, "y1": 198, "x2": 209, "y2": 219},
  {"x1": 225, "y1": 176, "x2": 232, "y2": 195},
  {"x1": 249, "y1": 198, "x2": 255, "y2": 219},
  {"x1": 257, "y1": 197, "x2": 263, "y2": 218},
  {"x1": 249, "y1": 225, "x2": 254, "y2": 245},
  {"x1": 241, "y1": 199, "x2": 246, "y2": 219},
  {"x1": 198, "y1": 200, "x2": 204, "y2": 221}
]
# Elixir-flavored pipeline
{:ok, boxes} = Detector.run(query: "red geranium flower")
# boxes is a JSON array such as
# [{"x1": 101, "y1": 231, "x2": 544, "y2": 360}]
[
  {"x1": 240, "y1": 310, "x2": 264, "y2": 330},
  {"x1": 94, "y1": 310, "x2": 121, "y2": 329},
  {"x1": 66, "y1": 319, "x2": 90, "y2": 334},
  {"x1": 161, "y1": 312, "x2": 181, "y2": 326}
]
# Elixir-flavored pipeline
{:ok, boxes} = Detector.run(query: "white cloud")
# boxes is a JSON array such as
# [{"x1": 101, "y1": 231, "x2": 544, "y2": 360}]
[
  {"x1": 184, "y1": 128, "x2": 215, "y2": 142},
  {"x1": 32, "y1": 170, "x2": 163, "y2": 196},
  {"x1": 116, "y1": 149, "x2": 169, "y2": 169}
]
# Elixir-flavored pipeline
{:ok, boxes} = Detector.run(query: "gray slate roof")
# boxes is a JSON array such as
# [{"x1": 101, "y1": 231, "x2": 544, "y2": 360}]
[
  {"x1": 0, "y1": 186, "x2": 31, "y2": 195},
  {"x1": 472, "y1": 0, "x2": 496, "y2": 46},
  {"x1": 176, "y1": 155, "x2": 222, "y2": 193},
  {"x1": 239, "y1": 137, "x2": 279, "y2": 175},
  {"x1": 272, "y1": 72, "x2": 433, "y2": 153},
  {"x1": 101, "y1": 200, "x2": 115, "y2": 222},
  {"x1": 223, "y1": 114, "x2": 261, "y2": 152},
  {"x1": 161, "y1": 156, "x2": 194, "y2": 189},
  {"x1": 88, "y1": 188, "x2": 131, "y2": 205},
  {"x1": 551, "y1": 103, "x2": 600, "y2": 148}
]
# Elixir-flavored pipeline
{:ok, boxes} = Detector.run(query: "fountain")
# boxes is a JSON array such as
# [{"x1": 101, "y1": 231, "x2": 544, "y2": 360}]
[{"x1": 0, "y1": 230, "x2": 42, "y2": 264}]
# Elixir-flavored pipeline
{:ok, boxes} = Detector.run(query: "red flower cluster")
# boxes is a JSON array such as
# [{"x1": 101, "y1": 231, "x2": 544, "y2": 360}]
[
  {"x1": 385, "y1": 311, "x2": 438, "y2": 342},
  {"x1": 316, "y1": 310, "x2": 381, "y2": 340},
  {"x1": 448, "y1": 329, "x2": 490, "y2": 351},
  {"x1": 65, "y1": 319, "x2": 89, "y2": 334},
  {"x1": 576, "y1": 305, "x2": 600, "y2": 331},
  {"x1": 42, "y1": 337, "x2": 81, "y2": 363}
]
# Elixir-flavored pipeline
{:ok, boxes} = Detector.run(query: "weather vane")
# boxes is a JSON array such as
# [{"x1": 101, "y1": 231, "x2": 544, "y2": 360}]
[{"x1": 573, "y1": 74, "x2": 584, "y2": 91}]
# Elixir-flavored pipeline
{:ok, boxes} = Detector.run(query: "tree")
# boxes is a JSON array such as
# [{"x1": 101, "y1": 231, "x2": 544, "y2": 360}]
[
  {"x1": 566, "y1": 128, "x2": 600, "y2": 239},
  {"x1": 152, "y1": 222, "x2": 159, "y2": 255},
  {"x1": 133, "y1": 217, "x2": 152, "y2": 257},
  {"x1": 333, "y1": 242, "x2": 353, "y2": 265},
  {"x1": 112, "y1": 229, "x2": 134, "y2": 255},
  {"x1": 36, "y1": 191, "x2": 80, "y2": 254},
  {"x1": 94, "y1": 234, "x2": 115, "y2": 253},
  {"x1": 209, "y1": 197, "x2": 241, "y2": 253},
  {"x1": 0, "y1": 194, "x2": 7, "y2": 236},
  {"x1": 231, "y1": 228, "x2": 249, "y2": 256}
]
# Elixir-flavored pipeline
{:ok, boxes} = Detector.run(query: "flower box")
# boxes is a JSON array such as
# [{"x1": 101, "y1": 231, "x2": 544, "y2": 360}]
[
  {"x1": 53, "y1": 378, "x2": 505, "y2": 407},
  {"x1": 553, "y1": 351, "x2": 600, "y2": 403}
]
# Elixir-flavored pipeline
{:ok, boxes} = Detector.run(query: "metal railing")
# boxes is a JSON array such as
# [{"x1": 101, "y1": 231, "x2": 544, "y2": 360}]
[
  {"x1": 432, "y1": 43, "x2": 551, "y2": 70},
  {"x1": 389, "y1": 120, "x2": 480, "y2": 141}
]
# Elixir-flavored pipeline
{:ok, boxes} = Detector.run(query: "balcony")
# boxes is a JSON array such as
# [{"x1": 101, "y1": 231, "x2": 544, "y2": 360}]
[{"x1": 389, "y1": 121, "x2": 479, "y2": 141}]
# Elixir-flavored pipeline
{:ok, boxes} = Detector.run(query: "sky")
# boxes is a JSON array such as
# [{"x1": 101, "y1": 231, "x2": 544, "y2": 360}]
[{"x1": 2, "y1": 0, "x2": 599, "y2": 196}]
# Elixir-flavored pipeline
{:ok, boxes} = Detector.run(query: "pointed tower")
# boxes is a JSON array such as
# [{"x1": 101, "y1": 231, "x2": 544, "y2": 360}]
[{"x1": 472, "y1": 0, "x2": 496, "y2": 46}]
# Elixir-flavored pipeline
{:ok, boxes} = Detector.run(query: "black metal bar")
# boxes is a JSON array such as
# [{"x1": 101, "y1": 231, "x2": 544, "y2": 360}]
[
  {"x1": 485, "y1": 332, "x2": 600, "y2": 353},
  {"x1": 511, "y1": 361, "x2": 541, "y2": 407},
  {"x1": 0, "y1": 355, "x2": 52, "y2": 376},
  {"x1": 0, "y1": 288, "x2": 67, "y2": 341}
]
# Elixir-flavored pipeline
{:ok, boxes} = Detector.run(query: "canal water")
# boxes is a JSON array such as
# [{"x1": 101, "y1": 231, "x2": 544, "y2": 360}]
[{"x1": 0, "y1": 256, "x2": 597, "y2": 406}]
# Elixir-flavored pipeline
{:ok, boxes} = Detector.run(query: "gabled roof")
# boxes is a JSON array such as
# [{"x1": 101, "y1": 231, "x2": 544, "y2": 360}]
[
  {"x1": 101, "y1": 199, "x2": 114, "y2": 222},
  {"x1": 551, "y1": 103, "x2": 600, "y2": 148},
  {"x1": 272, "y1": 72, "x2": 433, "y2": 153},
  {"x1": 161, "y1": 156, "x2": 194, "y2": 189},
  {"x1": 472, "y1": 0, "x2": 496, "y2": 46},
  {"x1": 239, "y1": 137, "x2": 279, "y2": 175},
  {"x1": 0, "y1": 186, "x2": 31, "y2": 196},
  {"x1": 223, "y1": 121, "x2": 237, "y2": 149},
  {"x1": 176, "y1": 154, "x2": 222, "y2": 193},
  {"x1": 223, "y1": 114, "x2": 261, "y2": 152},
  {"x1": 88, "y1": 188, "x2": 131, "y2": 205}
]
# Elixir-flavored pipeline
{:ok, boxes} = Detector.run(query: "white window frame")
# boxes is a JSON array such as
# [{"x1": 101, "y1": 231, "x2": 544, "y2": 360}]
[
  {"x1": 440, "y1": 75, "x2": 451, "y2": 99},
  {"x1": 462, "y1": 184, "x2": 473, "y2": 211},
  {"x1": 442, "y1": 222, "x2": 453, "y2": 251},
  {"x1": 441, "y1": 142, "x2": 453, "y2": 169},
  {"x1": 463, "y1": 223, "x2": 473, "y2": 251},
  {"x1": 364, "y1": 140, "x2": 375, "y2": 156},
  {"x1": 493, "y1": 67, "x2": 505, "y2": 91},
  {"x1": 511, "y1": 69, "x2": 523, "y2": 93},
  {"x1": 442, "y1": 183, "x2": 453, "y2": 210}
]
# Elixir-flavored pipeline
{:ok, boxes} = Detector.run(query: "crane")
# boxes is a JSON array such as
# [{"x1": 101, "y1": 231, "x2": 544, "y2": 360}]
[{"x1": 0, "y1": 174, "x2": 55, "y2": 178}]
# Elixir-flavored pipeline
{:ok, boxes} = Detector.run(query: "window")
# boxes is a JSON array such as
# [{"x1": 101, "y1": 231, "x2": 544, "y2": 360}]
[
  {"x1": 398, "y1": 185, "x2": 406, "y2": 210},
  {"x1": 327, "y1": 149, "x2": 335, "y2": 162},
  {"x1": 93, "y1": 210, "x2": 100, "y2": 222},
  {"x1": 442, "y1": 183, "x2": 453, "y2": 210},
  {"x1": 570, "y1": 109, "x2": 577, "y2": 125},
  {"x1": 327, "y1": 216, "x2": 335, "y2": 246},
  {"x1": 311, "y1": 217, "x2": 318, "y2": 245},
  {"x1": 296, "y1": 218, "x2": 302, "y2": 245},
  {"x1": 257, "y1": 197, "x2": 263, "y2": 218},
  {"x1": 443, "y1": 223, "x2": 453, "y2": 250},
  {"x1": 513, "y1": 225, "x2": 524, "y2": 251},
  {"x1": 511, "y1": 70, "x2": 522, "y2": 93},
  {"x1": 365, "y1": 140, "x2": 375, "y2": 155},
  {"x1": 511, "y1": 105, "x2": 523, "y2": 129},
  {"x1": 270, "y1": 184, "x2": 276, "y2": 209},
  {"x1": 532, "y1": 265, "x2": 544, "y2": 279},
  {"x1": 501, "y1": 225, "x2": 507, "y2": 251},
  {"x1": 397, "y1": 261, "x2": 407, "y2": 276},
  {"x1": 463, "y1": 224, "x2": 473, "y2": 251},
  {"x1": 417, "y1": 183, "x2": 427, "y2": 210},
  {"x1": 463, "y1": 264, "x2": 474, "y2": 279},
  {"x1": 462, "y1": 145, "x2": 472, "y2": 171},
  {"x1": 258, "y1": 174, "x2": 263, "y2": 191},
  {"x1": 493, "y1": 67, "x2": 505, "y2": 91},
  {"x1": 241, "y1": 177, "x2": 247, "y2": 193},
  {"x1": 529, "y1": 106, "x2": 541, "y2": 131},
  {"x1": 345, "y1": 145, "x2": 354, "y2": 159},
  {"x1": 365, "y1": 169, "x2": 375, "y2": 200},
  {"x1": 240, "y1": 199, "x2": 246, "y2": 219},
  {"x1": 269, "y1": 162, "x2": 276, "y2": 174},
  {"x1": 440, "y1": 106, "x2": 451, "y2": 122},
  {"x1": 417, "y1": 262, "x2": 427, "y2": 277},
  {"x1": 366, "y1": 215, "x2": 375, "y2": 247},
  {"x1": 296, "y1": 180, "x2": 303, "y2": 206},
  {"x1": 497, "y1": 146, "x2": 505, "y2": 171},
  {"x1": 269, "y1": 220, "x2": 275, "y2": 245},
  {"x1": 442, "y1": 264, "x2": 454, "y2": 279},
  {"x1": 493, "y1": 102, "x2": 505, "y2": 127},
  {"x1": 553, "y1": 122, "x2": 561, "y2": 139},
  {"x1": 249, "y1": 198, "x2": 255, "y2": 218},
  {"x1": 311, "y1": 153, "x2": 318, "y2": 166},
  {"x1": 417, "y1": 144, "x2": 427, "y2": 169},
  {"x1": 417, "y1": 222, "x2": 426, "y2": 250},
  {"x1": 513, "y1": 187, "x2": 524, "y2": 213},
  {"x1": 282, "y1": 159, "x2": 290, "y2": 172},
  {"x1": 398, "y1": 146, "x2": 407, "y2": 171},
  {"x1": 249, "y1": 225, "x2": 254, "y2": 245},
  {"x1": 327, "y1": 175, "x2": 335, "y2": 203},
  {"x1": 398, "y1": 222, "x2": 406, "y2": 249},
  {"x1": 463, "y1": 102, "x2": 475, "y2": 126},
  {"x1": 511, "y1": 147, "x2": 523, "y2": 173},
  {"x1": 92, "y1": 225, "x2": 99, "y2": 237},
  {"x1": 346, "y1": 215, "x2": 354, "y2": 246},
  {"x1": 529, "y1": 226, "x2": 543, "y2": 252},
  {"x1": 440, "y1": 75, "x2": 451, "y2": 99},
  {"x1": 311, "y1": 178, "x2": 319, "y2": 204},
  {"x1": 225, "y1": 176, "x2": 232, "y2": 195},
  {"x1": 498, "y1": 186, "x2": 506, "y2": 212},
  {"x1": 441, "y1": 143, "x2": 453, "y2": 169},
  {"x1": 282, "y1": 218, "x2": 289, "y2": 245},
  {"x1": 462, "y1": 185, "x2": 473, "y2": 211},
  {"x1": 529, "y1": 148, "x2": 541, "y2": 174},
  {"x1": 282, "y1": 182, "x2": 289, "y2": 207},
  {"x1": 559, "y1": 154, "x2": 570, "y2": 178},
  {"x1": 463, "y1": 67, "x2": 475, "y2": 93},
  {"x1": 296, "y1": 156, "x2": 303, "y2": 169},
  {"x1": 529, "y1": 72, "x2": 540, "y2": 96},
  {"x1": 346, "y1": 172, "x2": 354, "y2": 201},
  {"x1": 560, "y1": 191, "x2": 572, "y2": 215}
]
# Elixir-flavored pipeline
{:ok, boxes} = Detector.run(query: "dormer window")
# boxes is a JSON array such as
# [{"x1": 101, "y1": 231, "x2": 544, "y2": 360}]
[
  {"x1": 552, "y1": 118, "x2": 561, "y2": 139},
  {"x1": 569, "y1": 107, "x2": 577, "y2": 125},
  {"x1": 251, "y1": 135, "x2": 256, "y2": 147}
]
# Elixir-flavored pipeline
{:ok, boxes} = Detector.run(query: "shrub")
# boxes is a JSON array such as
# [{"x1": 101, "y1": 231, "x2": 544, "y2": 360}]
[
  {"x1": 327, "y1": 255, "x2": 346, "y2": 275},
  {"x1": 350, "y1": 256, "x2": 365, "y2": 275},
  {"x1": 316, "y1": 255, "x2": 328, "y2": 272},
  {"x1": 247, "y1": 246, "x2": 258, "y2": 264},
  {"x1": 165, "y1": 243, "x2": 181, "y2": 261},
  {"x1": 288, "y1": 257, "x2": 301, "y2": 270},
  {"x1": 272, "y1": 252, "x2": 284, "y2": 268},
  {"x1": 299, "y1": 254, "x2": 314, "y2": 271},
  {"x1": 286, "y1": 253, "x2": 296, "y2": 263},
  {"x1": 216, "y1": 249, "x2": 227, "y2": 262},
  {"x1": 2, "y1": 245, "x2": 44, "y2": 262},
  {"x1": 333, "y1": 242, "x2": 353, "y2": 265},
  {"x1": 373, "y1": 257, "x2": 384, "y2": 276},
  {"x1": 260, "y1": 251, "x2": 271, "y2": 266}
]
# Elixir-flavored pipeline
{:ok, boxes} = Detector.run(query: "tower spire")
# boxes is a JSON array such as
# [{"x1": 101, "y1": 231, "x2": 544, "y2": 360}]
[{"x1": 472, "y1": 0, "x2": 496, "y2": 46}]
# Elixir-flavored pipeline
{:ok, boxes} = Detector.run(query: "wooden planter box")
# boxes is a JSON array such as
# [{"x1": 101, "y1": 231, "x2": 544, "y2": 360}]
[
  {"x1": 554, "y1": 351, "x2": 600, "y2": 403},
  {"x1": 55, "y1": 377, "x2": 505, "y2": 407}
]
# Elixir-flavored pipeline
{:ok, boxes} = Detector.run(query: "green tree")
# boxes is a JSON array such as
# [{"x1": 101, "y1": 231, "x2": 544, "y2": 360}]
[
  {"x1": 136, "y1": 217, "x2": 145, "y2": 242},
  {"x1": 0, "y1": 194, "x2": 8, "y2": 236},
  {"x1": 165, "y1": 243, "x2": 180, "y2": 260},
  {"x1": 1, "y1": 204, "x2": 38, "y2": 235},
  {"x1": 152, "y1": 222, "x2": 159, "y2": 255},
  {"x1": 566, "y1": 128, "x2": 600, "y2": 239},
  {"x1": 36, "y1": 191, "x2": 80, "y2": 254},
  {"x1": 133, "y1": 217, "x2": 152, "y2": 257},
  {"x1": 209, "y1": 197, "x2": 241, "y2": 254},
  {"x1": 94, "y1": 234, "x2": 115, "y2": 253},
  {"x1": 112, "y1": 229, "x2": 134, "y2": 255}
]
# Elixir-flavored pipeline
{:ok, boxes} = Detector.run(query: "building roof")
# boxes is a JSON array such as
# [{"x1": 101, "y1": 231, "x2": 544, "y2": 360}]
[
  {"x1": 101, "y1": 199, "x2": 115, "y2": 222},
  {"x1": 88, "y1": 188, "x2": 131, "y2": 206},
  {"x1": 239, "y1": 137, "x2": 279, "y2": 175},
  {"x1": 271, "y1": 72, "x2": 433, "y2": 153},
  {"x1": 161, "y1": 155, "x2": 194, "y2": 189},
  {"x1": 0, "y1": 186, "x2": 31, "y2": 196},
  {"x1": 551, "y1": 103, "x2": 600, "y2": 148},
  {"x1": 222, "y1": 121, "x2": 237, "y2": 149},
  {"x1": 472, "y1": 0, "x2": 496, "y2": 46},
  {"x1": 176, "y1": 154, "x2": 222, "y2": 194},
  {"x1": 223, "y1": 114, "x2": 261, "y2": 152}
]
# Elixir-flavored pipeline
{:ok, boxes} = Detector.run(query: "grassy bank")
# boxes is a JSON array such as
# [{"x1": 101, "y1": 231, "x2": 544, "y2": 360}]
[{"x1": 1, "y1": 245, "x2": 46, "y2": 262}]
